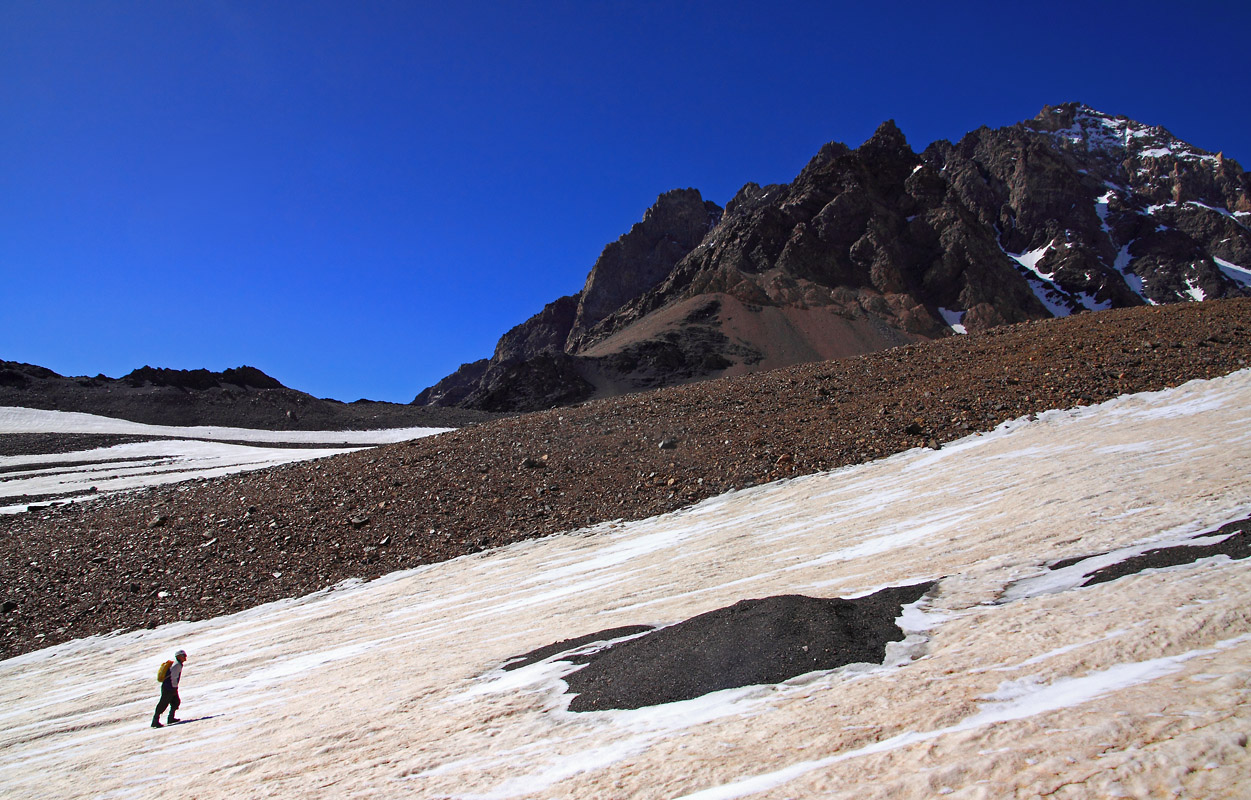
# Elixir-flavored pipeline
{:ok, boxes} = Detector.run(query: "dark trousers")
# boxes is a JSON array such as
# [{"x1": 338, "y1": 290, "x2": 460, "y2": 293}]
[{"x1": 154, "y1": 682, "x2": 180, "y2": 720}]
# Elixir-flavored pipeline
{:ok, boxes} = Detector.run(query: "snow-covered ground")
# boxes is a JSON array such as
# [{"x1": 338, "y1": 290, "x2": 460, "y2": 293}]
[
  {"x1": 0, "y1": 406, "x2": 449, "y2": 513},
  {"x1": 0, "y1": 406, "x2": 449, "y2": 444},
  {"x1": 2, "y1": 372, "x2": 1251, "y2": 798}
]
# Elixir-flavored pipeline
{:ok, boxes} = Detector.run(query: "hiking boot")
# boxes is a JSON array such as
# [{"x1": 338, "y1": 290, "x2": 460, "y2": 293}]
[
  {"x1": 167, "y1": 716, "x2": 180, "y2": 724},
  {"x1": 151, "y1": 718, "x2": 163, "y2": 728}
]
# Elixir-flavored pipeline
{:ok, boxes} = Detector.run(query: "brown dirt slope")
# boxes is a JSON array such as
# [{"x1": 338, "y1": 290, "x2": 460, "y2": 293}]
[{"x1": 1, "y1": 298, "x2": 1249, "y2": 659}]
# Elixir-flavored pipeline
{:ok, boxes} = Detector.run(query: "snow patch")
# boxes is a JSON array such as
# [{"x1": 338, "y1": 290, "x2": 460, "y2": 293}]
[
  {"x1": 1004, "y1": 244, "x2": 1074, "y2": 317},
  {"x1": 1001, "y1": 515, "x2": 1251, "y2": 604},
  {"x1": 1184, "y1": 277, "x2": 1207, "y2": 301},
  {"x1": 675, "y1": 645, "x2": 1229, "y2": 800},
  {"x1": 1214, "y1": 257, "x2": 1251, "y2": 288},
  {"x1": 1012, "y1": 244, "x2": 1052, "y2": 275},
  {"x1": 1095, "y1": 191, "x2": 1114, "y2": 235},
  {"x1": 0, "y1": 406, "x2": 447, "y2": 444},
  {"x1": 0, "y1": 407, "x2": 449, "y2": 511},
  {"x1": 1113, "y1": 244, "x2": 1152, "y2": 303},
  {"x1": 937, "y1": 307, "x2": 966, "y2": 334}
]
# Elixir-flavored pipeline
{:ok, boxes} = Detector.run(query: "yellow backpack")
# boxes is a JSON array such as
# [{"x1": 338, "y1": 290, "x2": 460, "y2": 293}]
[{"x1": 157, "y1": 660, "x2": 174, "y2": 682}]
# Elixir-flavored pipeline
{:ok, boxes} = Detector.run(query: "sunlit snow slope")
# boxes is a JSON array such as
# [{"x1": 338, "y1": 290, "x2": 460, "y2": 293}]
[
  {"x1": 0, "y1": 406, "x2": 448, "y2": 513},
  {"x1": 2, "y1": 372, "x2": 1250, "y2": 798}
]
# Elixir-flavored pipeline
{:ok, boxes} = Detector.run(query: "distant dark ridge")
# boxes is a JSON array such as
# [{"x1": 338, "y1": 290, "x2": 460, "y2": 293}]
[
  {"x1": 122, "y1": 365, "x2": 285, "y2": 391},
  {"x1": 0, "y1": 362, "x2": 62, "y2": 387},
  {"x1": 0, "y1": 359, "x2": 507, "y2": 431}
]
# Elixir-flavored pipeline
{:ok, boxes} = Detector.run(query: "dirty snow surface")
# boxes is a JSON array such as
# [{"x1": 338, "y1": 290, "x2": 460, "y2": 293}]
[
  {"x1": 0, "y1": 406, "x2": 448, "y2": 512},
  {"x1": 3, "y1": 372, "x2": 1251, "y2": 798}
]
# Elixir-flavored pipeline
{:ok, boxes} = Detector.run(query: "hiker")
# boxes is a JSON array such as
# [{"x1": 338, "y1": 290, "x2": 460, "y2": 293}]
[{"x1": 152, "y1": 649, "x2": 188, "y2": 728}]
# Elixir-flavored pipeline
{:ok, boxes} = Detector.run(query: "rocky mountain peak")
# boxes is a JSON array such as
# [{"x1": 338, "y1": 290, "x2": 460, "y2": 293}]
[
  {"x1": 795, "y1": 141, "x2": 852, "y2": 183},
  {"x1": 411, "y1": 188, "x2": 725, "y2": 412},
  {"x1": 860, "y1": 119, "x2": 912, "y2": 158},
  {"x1": 415, "y1": 105, "x2": 1251, "y2": 413},
  {"x1": 1025, "y1": 103, "x2": 1249, "y2": 209},
  {"x1": 492, "y1": 295, "x2": 580, "y2": 363}
]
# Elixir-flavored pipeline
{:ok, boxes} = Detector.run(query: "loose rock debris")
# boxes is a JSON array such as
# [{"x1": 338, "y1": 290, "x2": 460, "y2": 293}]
[{"x1": 2, "y1": 299, "x2": 1250, "y2": 659}]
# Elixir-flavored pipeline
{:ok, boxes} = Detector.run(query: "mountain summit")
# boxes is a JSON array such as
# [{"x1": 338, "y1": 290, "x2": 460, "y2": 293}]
[{"x1": 417, "y1": 105, "x2": 1251, "y2": 412}]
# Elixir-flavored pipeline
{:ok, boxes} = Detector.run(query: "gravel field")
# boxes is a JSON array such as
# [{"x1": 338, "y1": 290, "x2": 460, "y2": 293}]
[{"x1": 1, "y1": 298, "x2": 1248, "y2": 659}]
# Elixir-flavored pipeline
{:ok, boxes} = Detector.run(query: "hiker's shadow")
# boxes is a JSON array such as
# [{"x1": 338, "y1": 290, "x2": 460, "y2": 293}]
[{"x1": 169, "y1": 715, "x2": 222, "y2": 726}]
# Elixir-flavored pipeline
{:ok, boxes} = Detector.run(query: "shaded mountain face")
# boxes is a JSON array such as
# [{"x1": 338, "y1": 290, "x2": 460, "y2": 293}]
[
  {"x1": 417, "y1": 104, "x2": 1251, "y2": 412},
  {"x1": 414, "y1": 189, "x2": 726, "y2": 410}
]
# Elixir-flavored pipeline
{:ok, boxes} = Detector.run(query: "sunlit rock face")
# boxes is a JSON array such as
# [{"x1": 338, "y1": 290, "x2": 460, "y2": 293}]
[{"x1": 417, "y1": 105, "x2": 1251, "y2": 412}]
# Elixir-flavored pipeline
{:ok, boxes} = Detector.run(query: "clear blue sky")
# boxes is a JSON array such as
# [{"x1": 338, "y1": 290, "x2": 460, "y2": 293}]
[{"x1": 3, "y1": 1, "x2": 1249, "y2": 402}]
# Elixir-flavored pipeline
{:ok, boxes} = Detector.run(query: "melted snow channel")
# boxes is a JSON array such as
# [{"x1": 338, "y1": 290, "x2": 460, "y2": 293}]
[{"x1": 2, "y1": 372, "x2": 1251, "y2": 798}]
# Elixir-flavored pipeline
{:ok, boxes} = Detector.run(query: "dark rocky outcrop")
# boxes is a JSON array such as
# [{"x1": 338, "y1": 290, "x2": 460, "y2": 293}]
[
  {"x1": 122, "y1": 365, "x2": 286, "y2": 391},
  {"x1": 451, "y1": 351, "x2": 593, "y2": 413},
  {"x1": 411, "y1": 359, "x2": 491, "y2": 409},
  {"x1": 415, "y1": 190, "x2": 722, "y2": 411},
  {"x1": 417, "y1": 105, "x2": 1251, "y2": 412},
  {"x1": 414, "y1": 296, "x2": 586, "y2": 411}
]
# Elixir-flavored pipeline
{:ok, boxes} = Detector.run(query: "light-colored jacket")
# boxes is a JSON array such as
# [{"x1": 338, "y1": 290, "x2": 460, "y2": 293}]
[{"x1": 168, "y1": 660, "x2": 183, "y2": 689}]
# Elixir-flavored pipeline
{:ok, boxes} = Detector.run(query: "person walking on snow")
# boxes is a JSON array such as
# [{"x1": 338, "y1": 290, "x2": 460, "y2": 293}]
[{"x1": 152, "y1": 649, "x2": 187, "y2": 728}]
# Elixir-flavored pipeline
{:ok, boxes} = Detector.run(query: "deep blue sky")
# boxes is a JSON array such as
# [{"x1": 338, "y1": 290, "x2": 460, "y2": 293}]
[{"x1": 3, "y1": 1, "x2": 1249, "y2": 403}]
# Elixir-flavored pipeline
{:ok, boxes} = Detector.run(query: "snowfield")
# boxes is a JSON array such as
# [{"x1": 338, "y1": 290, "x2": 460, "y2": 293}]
[
  {"x1": 0, "y1": 407, "x2": 449, "y2": 513},
  {"x1": 0, "y1": 407, "x2": 450, "y2": 444},
  {"x1": 2, "y1": 372, "x2": 1251, "y2": 798}
]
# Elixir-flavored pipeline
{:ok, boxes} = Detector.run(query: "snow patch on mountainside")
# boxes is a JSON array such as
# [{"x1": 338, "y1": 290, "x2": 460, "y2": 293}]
[
  {"x1": 1215, "y1": 257, "x2": 1251, "y2": 287},
  {"x1": 1113, "y1": 244, "x2": 1152, "y2": 302},
  {"x1": 1045, "y1": 106, "x2": 1219, "y2": 167},
  {"x1": 937, "y1": 307, "x2": 966, "y2": 334},
  {"x1": 0, "y1": 440, "x2": 362, "y2": 512},
  {"x1": 1003, "y1": 243, "x2": 1112, "y2": 316}
]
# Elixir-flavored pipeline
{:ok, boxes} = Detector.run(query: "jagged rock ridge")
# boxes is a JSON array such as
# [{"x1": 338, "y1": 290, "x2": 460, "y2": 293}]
[{"x1": 417, "y1": 104, "x2": 1251, "y2": 412}]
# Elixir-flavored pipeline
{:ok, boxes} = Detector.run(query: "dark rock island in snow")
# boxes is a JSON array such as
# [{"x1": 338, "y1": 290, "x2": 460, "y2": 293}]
[{"x1": 509, "y1": 583, "x2": 935, "y2": 712}]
